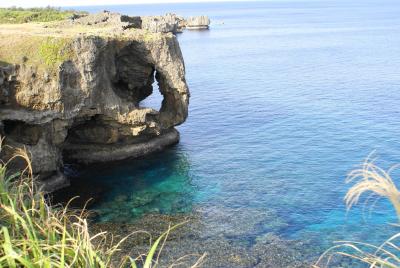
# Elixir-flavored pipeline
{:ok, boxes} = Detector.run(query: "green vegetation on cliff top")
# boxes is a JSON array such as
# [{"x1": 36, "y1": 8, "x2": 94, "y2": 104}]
[
  {"x1": 38, "y1": 37, "x2": 75, "y2": 67},
  {"x1": 0, "y1": 7, "x2": 84, "y2": 71},
  {"x1": 0, "y1": 35, "x2": 75, "y2": 72},
  {"x1": 0, "y1": 7, "x2": 87, "y2": 24}
]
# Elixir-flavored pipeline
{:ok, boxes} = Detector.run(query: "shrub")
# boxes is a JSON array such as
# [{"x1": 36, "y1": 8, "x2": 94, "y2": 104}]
[{"x1": 0, "y1": 7, "x2": 87, "y2": 24}]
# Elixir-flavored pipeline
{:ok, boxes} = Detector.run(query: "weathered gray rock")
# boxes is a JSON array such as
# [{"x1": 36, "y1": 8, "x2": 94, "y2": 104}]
[
  {"x1": 63, "y1": 11, "x2": 210, "y2": 34},
  {"x1": 141, "y1": 13, "x2": 211, "y2": 33},
  {"x1": 68, "y1": 11, "x2": 142, "y2": 29},
  {"x1": 186, "y1": 15, "x2": 210, "y2": 29},
  {"x1": 0, "y1": 65, "x2": 15, "y2": 106},
  {"x1": 0, "y1": 22, "x2": 189, "y2": 191},
  {"x1": 141, "y1": 13, "x2": 185, "y2": 34}
]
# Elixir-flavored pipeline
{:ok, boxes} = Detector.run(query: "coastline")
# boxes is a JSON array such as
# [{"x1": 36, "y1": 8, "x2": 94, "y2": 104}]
[{"x1": 1, "y1": 2, "x2": 400, "y2": 267}]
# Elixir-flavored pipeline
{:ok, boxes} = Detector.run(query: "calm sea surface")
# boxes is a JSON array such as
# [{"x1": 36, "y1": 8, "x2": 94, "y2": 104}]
[{"x1": 68, "y1": 0, "x2": 400, "y2": 263}]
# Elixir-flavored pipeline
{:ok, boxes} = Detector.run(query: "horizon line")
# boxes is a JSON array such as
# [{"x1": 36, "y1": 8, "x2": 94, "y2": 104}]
[{"x1": 0, "y1": 0, "x2": 269, "y2": 8}]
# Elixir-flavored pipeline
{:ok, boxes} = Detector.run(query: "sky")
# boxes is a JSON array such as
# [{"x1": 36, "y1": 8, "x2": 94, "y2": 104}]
[{"x1": 0, "y1": 0, "x2": 243, "y2": 8}]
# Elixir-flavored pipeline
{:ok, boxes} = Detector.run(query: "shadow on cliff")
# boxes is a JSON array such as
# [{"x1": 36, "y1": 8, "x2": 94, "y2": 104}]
[
  {"x1": 51, "y1": 144, "x2": 196, "y2": 222},
  {"x1": 0, "y1": 62, "x2": 20, "y2": 109}
]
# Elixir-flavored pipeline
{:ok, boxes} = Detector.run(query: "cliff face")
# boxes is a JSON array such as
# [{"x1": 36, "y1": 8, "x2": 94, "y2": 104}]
[
  {"x1": 186, "y1": 16, "x2": 210, "y2": 29},
  {"x1": 0, "y1": 21, "x2": 189, "y2": 191},
  {"x1": 142, "y1": 14, "x2": 211, "y2": 33}
]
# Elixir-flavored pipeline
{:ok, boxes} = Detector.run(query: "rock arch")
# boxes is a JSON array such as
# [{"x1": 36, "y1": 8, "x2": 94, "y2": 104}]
[{"x1": 0, "y1": 30, "x2": 189, "y2": 192}]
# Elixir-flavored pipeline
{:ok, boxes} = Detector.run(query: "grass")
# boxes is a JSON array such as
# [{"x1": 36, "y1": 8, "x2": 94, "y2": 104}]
[
  {"x1": 345, "y1": 161, "x2": 400, "y2": 219},
  {"x1": 38, "y1": 37, "x2": 75, "y2": 68},
  {"x1": 314, "y1": 158, "x2": 400, "y2": 268},
  {"x1": 0, "y1": 35, "x2": 75, "y2": 73},
  {"x1": 0, "y1": 136, "x2": 205, "y2": 267},
  {"x1": 0, "y1": 7, "x2": 87, "y2": 24}
]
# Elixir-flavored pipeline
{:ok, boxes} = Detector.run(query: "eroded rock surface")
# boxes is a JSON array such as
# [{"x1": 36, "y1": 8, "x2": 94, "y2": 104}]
[
  {"x1": 142, "y1": 14, "x2": 211, "y2": 33},
  {"x1": 68, "y1": 11, "x2": 211, "y2": 34},
  {"x1": 0, "y1": 18, "x2": 189, "y2": 191},
  {"x1": 68, "y1": 10, "x2": 142, "y2": 29},
  {"x1": 186, "y1": 16, "x2": 211, "y2": 29},
  {"x1": 141, "y1": 13, "x2": 185, "y2": 34}
]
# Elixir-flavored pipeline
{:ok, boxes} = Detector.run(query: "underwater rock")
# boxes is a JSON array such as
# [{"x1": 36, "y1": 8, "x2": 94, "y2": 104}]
[
  {"x1": 196, "y1": 205, "x2": 289, "y2": 238},
  {"x1": 130, "y1": 191, "x2": 161, "y2": 207},
  {"x1": 0, "y1": 18, "x2": 189, "y2": 191},
  {"x1": 91, "y1": 212, "x2": 317, "y2": 268},
  {"x1": 252, "y1": 233, "x2": 314, "y2": 267}
]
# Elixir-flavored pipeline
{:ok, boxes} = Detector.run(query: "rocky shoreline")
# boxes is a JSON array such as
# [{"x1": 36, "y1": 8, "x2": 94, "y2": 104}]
[{"x1": 0, "y1": 11, "x2": 195, "y2": 192}]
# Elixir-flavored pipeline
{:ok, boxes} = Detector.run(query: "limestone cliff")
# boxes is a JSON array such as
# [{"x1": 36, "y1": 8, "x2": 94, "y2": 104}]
[
  {"x1": 142, "y1": 14, "x2": 211, "y2": 33},
  {"x1": 0, "y1": 18, "x2": 189, "y2": 191},
  {"x1": 186, "y1": 16, "x2": 210, "y2": 29}
]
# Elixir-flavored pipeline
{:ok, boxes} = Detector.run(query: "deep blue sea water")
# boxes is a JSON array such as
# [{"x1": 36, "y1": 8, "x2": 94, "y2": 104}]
[{"x1": 69, "y1": 0, "x2": 400, "y2": 261}]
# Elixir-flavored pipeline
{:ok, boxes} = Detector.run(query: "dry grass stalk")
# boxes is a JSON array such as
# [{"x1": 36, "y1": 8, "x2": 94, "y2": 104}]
[
  {"x1": 345, "y1": 160, "x2": 400, "y2": 220},
  {"x1": 314, "y1": 157, "x2": 400, "y2": 268},
  {"x1": 0, "y1": 136, "x2": 204, "y2": 267}
]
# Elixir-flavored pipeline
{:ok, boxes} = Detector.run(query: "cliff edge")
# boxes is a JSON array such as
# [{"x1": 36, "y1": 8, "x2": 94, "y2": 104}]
[{"x1": 0, "y1": 13, "x2": 190, "y2": 191}]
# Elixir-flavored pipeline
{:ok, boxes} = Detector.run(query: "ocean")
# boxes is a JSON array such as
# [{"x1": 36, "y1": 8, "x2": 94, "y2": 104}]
[{"x1": 63, "y1": 0, "x2": 400, "y2": 265}]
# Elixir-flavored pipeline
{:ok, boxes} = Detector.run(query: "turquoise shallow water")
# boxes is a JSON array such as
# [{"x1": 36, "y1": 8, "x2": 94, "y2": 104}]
[{"x1": 66, "y1": 0, "x2": 400, "y2": 260}]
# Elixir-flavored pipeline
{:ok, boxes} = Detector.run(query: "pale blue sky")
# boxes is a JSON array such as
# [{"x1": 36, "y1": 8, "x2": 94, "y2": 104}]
[{"x1": 0, "y1": 0, "x2": 246, "y2": 8}]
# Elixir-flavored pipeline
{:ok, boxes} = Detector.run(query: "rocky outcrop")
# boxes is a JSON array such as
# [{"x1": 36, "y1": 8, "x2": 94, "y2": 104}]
[
  {"x1": 0, "y1": 19, "x2": 189, "y2": 192},
  {"x1": 142, "y1": 14, "x2": 211, "y2": 33},
  {"x1": 141, "y1": 13, "x2": 185, "y2": 34},
  {"x1": 68, "y1": 11, "x2": 142, "y2": 30},
  {"x1": 65, "y1": 11, "x2": 210, "y2": 34},
  {"x1": 186, "y1": 16, "x2": 210, "y2": 30}
]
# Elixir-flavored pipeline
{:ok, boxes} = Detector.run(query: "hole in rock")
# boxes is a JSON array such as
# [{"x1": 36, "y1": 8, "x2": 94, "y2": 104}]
[
  {"x1": 113, "y1": 42, "x2": 161, "y2": 109},
  {"x1": 140, "y1": 71, "x2": 163, "y2": 111},
  {"x1": 3, "y1": 120, "x2": 42, "y2": 145}
]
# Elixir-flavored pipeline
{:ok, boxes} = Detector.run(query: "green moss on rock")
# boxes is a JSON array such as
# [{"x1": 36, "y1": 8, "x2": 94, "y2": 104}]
[{"x1": 39, "y1": 38, "x2": 74, "y2": 68}]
